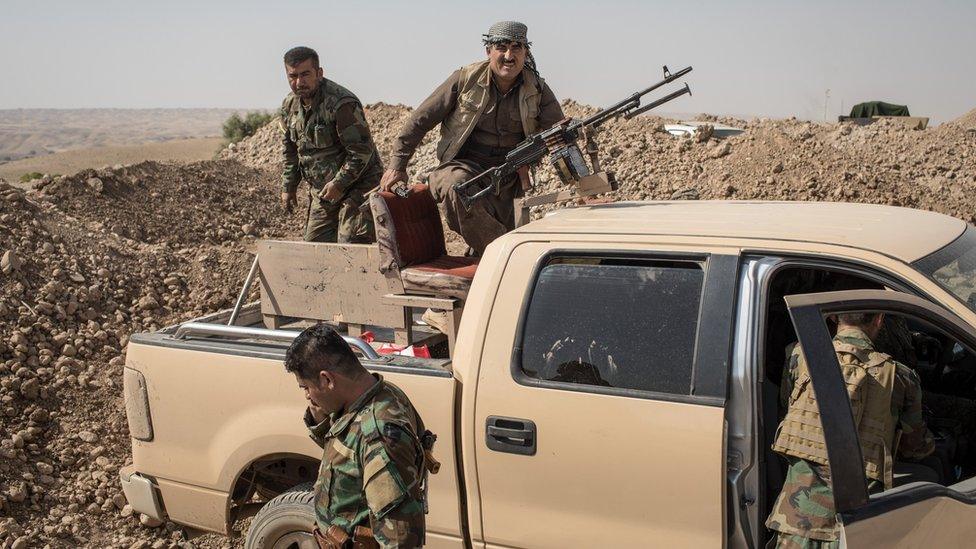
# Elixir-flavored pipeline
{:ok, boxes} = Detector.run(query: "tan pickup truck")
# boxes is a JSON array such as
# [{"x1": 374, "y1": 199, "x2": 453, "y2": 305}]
[{"x1": 121, "y1": 201, "x2": 976, "y2": 548}]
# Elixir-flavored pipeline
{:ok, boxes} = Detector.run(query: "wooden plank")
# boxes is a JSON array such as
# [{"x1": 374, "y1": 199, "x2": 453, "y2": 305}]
[
  {"x1": 258, "y1": 240, "x2": 406, "y2": 329},
  {"x1": 382, "y1": 294, "x2": 459, "y2": 310}
]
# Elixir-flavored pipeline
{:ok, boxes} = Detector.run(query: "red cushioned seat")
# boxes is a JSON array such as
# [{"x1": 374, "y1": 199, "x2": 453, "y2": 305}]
[
  {"x1": 370, "y1": 184, "x2": 478, "y2": 299},
  {"x1": 401, "y1": 256, "x2": 478, "y2": 300}
]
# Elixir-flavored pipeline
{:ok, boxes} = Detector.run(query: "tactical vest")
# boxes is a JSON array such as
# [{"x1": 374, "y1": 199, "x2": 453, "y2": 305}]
[
  {"x1": 435, "y1": 60, "x2": 545, "y2": 165},
  {"x1": 772, "y1": 341, "x2": 898, "y2": 488},
  {"x1": 281, "y1": 79, "x2": 375, "y2": 189}
]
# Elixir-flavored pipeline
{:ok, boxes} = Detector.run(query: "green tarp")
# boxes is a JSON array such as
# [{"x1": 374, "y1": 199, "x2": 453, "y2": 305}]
[{"x1": 849, "y1": 101, "x2": 911, "y2": 117}]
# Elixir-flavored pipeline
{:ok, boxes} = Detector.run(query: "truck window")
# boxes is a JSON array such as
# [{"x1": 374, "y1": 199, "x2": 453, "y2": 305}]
[{"x1": 518, "y1": 256, "x2": 704, "y2": 395}]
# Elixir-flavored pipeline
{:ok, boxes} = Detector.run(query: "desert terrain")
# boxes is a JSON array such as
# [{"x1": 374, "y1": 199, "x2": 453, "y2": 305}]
[
  {"x1": 0, "y1": 109, "x2": 242, "y2": 163},
  {"x1": 0, "y1": 138, "x2": 223, "y2": 185},
  {"x1": 1, "y1": 101, "x2": 976, "y2": 548}
]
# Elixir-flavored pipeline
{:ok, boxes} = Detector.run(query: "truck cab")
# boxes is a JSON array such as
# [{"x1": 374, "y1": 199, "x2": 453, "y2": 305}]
[{"x1": 121, "y1": 201, "x2": 976, "y2": 547}]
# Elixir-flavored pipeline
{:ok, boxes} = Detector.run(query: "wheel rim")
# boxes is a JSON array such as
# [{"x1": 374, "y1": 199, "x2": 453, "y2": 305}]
[{"x1": 272, "y1": 530, "x2": 318, "y2": 549}]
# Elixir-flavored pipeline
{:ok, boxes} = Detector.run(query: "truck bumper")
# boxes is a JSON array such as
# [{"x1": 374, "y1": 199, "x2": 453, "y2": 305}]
[{"x1": 119, "y1": 465, "x2": 165, "y2": 521}]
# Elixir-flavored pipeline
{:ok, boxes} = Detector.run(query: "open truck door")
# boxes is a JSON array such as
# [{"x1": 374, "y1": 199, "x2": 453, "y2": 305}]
[{"x1": 784, "y1": 290, "x2": 976, "y2": 548}]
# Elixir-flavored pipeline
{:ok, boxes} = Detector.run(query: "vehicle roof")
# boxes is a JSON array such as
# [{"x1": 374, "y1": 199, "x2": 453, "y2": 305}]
[{"x1": 514, "y1": 201, "x2": 967, "y2": 262}]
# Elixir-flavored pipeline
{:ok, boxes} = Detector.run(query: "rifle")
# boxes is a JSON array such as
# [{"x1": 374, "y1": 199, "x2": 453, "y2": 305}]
[{"x1": 453, "y1": 65, "x2": 693, "y2": 209}]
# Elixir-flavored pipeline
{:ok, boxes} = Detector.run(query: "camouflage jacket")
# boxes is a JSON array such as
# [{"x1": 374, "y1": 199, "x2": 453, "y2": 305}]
[
  {"x1": 279, "y1": 78, "x2": 383, "y2": 194},
  {"x1": 306, "y1": 375, "x2": 426, "y2": 548}
]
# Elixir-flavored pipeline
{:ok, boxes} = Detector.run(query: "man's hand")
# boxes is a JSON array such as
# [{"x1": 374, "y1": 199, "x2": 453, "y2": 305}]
[
  {"x1": 380, "y1": 169, "x2": 408, "y2": 192},
  {"x1": 282, "y1": 191, "x2": 297, "y2": 213},
  {"x1": 318, "y1": 182, "x2": 343, "y2": 203},
  {"x1": 308, "y1": 402, "x2": 328, "y2": 425}
]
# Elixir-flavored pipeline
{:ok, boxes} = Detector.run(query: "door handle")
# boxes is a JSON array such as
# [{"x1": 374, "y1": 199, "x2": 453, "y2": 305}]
[{"x1": 486, "y1": 416, "x2": 537, "y2": 456}]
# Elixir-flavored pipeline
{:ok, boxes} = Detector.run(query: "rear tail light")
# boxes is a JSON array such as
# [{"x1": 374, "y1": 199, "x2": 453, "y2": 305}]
[{"x1": 123, "y1": 368, "x2": 154, "y2": 441}]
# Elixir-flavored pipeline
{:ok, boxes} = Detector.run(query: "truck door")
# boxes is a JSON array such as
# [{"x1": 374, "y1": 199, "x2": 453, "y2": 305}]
[
  {"x1": 473, "y1": 243, "x2": 739, "y2": 548},
  {"x1": 783, "y1": 289, "x2": 976, "y2": 548}
]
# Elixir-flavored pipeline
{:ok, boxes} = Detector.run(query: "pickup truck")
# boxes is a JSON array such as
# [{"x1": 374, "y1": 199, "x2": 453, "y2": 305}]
[{"x1": 120, "y1": 201, "x2": 976, "y2": 548}]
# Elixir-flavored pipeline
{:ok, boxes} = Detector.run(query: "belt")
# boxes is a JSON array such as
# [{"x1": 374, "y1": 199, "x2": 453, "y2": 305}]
[{"x1": 458, "y1": 140, "x2": 516, "y2": 159}]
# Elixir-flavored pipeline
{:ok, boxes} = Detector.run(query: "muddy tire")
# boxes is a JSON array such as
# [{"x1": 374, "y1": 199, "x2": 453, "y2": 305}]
[{"x1": 244, "y1": 482, "x2": 318, "y2": 549}]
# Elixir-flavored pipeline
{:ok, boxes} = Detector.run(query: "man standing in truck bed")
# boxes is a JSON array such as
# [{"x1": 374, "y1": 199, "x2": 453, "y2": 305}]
[
  {"x1": 279, "y1": 46, "x2": 384, "y2": 243},
  {"x1": 380, "y1": 21, "x2": 565, "y2": 256}
]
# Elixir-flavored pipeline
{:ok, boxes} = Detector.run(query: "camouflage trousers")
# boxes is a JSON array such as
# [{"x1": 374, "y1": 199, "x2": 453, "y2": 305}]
[
  {"x1": 304, "y1": 183, "x2": 376, "y2": 243},
  {"x1": 426, "y1": 159, "x2": 518, "y2": 256},
  {"x1": 766, "y1": 458, "x2": 839, "y2": 544}
]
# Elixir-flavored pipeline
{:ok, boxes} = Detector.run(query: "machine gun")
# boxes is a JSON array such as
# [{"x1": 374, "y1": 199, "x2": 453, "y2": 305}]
[{"x1": 453, "y1": 65, "x2": 693, "y2": 217}]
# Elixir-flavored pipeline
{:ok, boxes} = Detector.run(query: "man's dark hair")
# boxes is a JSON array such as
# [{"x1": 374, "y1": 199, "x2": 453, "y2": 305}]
[
  {"x1": 283, "y1": 46, "x2": 319, "y2": 68},
  {"x1": 837, "y1": 312, "x2": 882, "y2": 327},
  {"x1": 284, "y1": 324, "x2": 363, "y2": 380}
]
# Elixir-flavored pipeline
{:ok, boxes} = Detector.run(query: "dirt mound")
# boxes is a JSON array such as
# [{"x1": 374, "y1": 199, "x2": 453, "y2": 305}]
[
  {"x1": 0, "y1": 160, "x2": 301, "y2": 547},
  {"x1": 35, "y1": 160, "x2": 298, "y2": 246},
  {"x1": 224, "y1": 100, "x2": 976, "y2": 225},
  {"x1": 947, "y1": 107, "x2": 976, "y2": 130}
]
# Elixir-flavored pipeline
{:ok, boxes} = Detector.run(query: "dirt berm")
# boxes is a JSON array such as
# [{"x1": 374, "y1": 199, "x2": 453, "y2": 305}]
[{"x1": 1, "y1": 101, "x2": 975, "y2": 547}]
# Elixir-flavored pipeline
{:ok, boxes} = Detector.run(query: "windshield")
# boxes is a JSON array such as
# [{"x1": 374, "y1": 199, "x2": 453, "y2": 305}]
[{"x1": 915, "y1": 226, "x2": 976, "y2": 314}]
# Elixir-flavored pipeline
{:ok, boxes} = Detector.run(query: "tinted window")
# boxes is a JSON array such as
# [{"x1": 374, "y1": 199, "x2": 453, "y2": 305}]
[{"x1": 519, "y1": 257, "x2": 704, "y2": 394}]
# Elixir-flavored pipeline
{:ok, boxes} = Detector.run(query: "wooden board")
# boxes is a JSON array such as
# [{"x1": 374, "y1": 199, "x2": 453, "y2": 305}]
[{"x1": 257, "y1": 240, "x2": 406, "y2": 329}]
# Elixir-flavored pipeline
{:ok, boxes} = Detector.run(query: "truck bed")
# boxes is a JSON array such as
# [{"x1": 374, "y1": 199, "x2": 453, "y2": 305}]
[{"x1": 123, "y1": 308, "x2": 464, "y2": 541}]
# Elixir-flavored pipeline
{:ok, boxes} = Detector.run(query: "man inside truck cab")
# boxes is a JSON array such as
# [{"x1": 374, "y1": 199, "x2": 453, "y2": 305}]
[
  {"x1": 285, "y1": 324, "x2": 432, "y2": 548},
  {"x1": 766, "y1": 312, "x2": 937, "y2": 548}
]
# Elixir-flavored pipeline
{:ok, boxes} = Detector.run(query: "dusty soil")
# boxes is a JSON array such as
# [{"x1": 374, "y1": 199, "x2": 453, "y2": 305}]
[
  {"x1": 2, "y1": 100, "x2": 976, "y2": 548},
  {"x1": 0, "y1": 138, "x2": 224, "y2": 185}
]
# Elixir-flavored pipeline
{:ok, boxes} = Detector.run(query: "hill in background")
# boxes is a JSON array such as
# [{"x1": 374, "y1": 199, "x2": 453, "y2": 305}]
[{"x1": 0, "y1": 108, "x2": 258, "y2": 162}]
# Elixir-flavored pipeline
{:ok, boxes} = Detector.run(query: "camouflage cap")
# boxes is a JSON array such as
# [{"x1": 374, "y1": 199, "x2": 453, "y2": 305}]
[{"x1": 483, "y1": 21, "x2": 531, "y2": 45}]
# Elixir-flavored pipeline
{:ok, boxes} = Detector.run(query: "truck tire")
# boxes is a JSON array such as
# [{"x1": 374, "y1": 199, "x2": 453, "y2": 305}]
[{"x1": 245, "y1": 482, "x2": 318, "y2": 549}]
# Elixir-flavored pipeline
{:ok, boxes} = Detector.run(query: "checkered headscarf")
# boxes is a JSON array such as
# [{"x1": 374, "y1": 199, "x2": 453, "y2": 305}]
[{"x1": 482, "y1": 21, "x2": 538, "y2": 77}]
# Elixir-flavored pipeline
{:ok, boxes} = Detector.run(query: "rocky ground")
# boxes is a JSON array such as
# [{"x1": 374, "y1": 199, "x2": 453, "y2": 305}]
[{"x1": 2, "y1": 100, "x2": 976, "y2": 548}]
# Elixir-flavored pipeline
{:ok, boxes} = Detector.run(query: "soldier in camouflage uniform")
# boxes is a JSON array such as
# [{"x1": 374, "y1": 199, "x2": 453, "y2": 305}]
[
  {"x1": 285, "y1": 324, "x2": 432, "y2": 548},
  {"x1": 380, "y1": 21, "x2": 564, "y2": 256},
  {"x1": 768, "y1": 312, "x2": 935, "y2": 549},
  {"x1": 280, "y1": 46, "x2": 383, "y2": 243}
]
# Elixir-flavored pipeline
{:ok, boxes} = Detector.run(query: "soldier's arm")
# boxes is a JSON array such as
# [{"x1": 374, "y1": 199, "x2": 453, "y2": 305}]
[
  {"x1": 896, "y1": 364, "x2": 936, "y2": 460},
  {"x1": 388, "y1": 70, "x2": 461, "y2": 171},
  {"x1": 779, "y1": 343, "x2": 800, "y2": 411},
  {"x1": 328, "y1": 100, "x2": 379, "y2": 192},
  {"x1": 361, "y1": 422, "x2": 425, "y2": 548},
  {"x1": 304, "y1": 408, "x2": 331, "y2": 449},
  {"x1": 280, "y1": 106, "x2": 301, "y2": 193},
  {"x1": 537, "y1": 80, "x2": 566, "y2": 131}
]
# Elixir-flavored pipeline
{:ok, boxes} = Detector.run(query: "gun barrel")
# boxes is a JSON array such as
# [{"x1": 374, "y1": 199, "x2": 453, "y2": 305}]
[
  {"x1": 579, "y1": 65, "x2": 692, "y2": 127},
  {"x1": 623, "y1": 83, "x2": 692, "y2": 120}
]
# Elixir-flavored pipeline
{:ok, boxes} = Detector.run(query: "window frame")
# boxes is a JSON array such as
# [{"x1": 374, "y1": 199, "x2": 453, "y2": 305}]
[{"x1": 508, "y1": 250, "x2": 738, "y2": 407}]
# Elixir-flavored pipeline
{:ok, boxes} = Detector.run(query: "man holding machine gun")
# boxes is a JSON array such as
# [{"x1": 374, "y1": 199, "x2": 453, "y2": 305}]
[{"x1": 380, "y1": 21, "x2": 565, "y2": 256}]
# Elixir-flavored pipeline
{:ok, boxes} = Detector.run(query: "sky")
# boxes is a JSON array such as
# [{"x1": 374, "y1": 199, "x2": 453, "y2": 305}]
[{"x1": 2, "y1": 0, "x2": 975, "y2": 124}]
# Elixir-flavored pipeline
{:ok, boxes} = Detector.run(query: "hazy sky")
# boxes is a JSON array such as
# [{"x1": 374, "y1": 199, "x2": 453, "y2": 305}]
[{"x1": 2, "y1": 0, "x2": 974, "y2": 123}]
